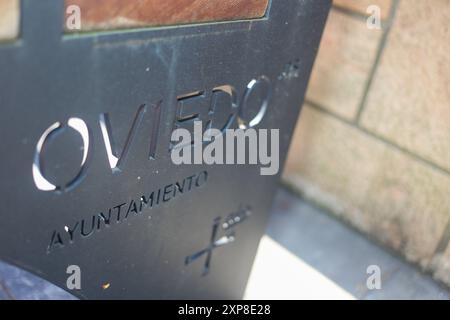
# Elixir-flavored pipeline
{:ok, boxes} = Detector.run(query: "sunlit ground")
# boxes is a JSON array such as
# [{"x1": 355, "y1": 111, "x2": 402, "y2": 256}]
[
  {"x1": 245, "y1": 189, "x2": 449, "y2": 300},
  {"x1": 245, "y1": 235, "x2": 355, "y2": 299}
]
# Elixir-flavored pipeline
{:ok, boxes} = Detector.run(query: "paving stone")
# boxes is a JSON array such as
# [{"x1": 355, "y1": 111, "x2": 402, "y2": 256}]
[
  {"x1": 0, "y1": 260, "x2": 76, "y2": 300},
  {"x1": 246, "y1": 189, "x2": 450, "y2": 299}
]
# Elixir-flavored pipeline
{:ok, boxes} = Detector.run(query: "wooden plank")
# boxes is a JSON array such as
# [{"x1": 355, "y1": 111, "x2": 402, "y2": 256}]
[
  {"x1": 0, "y1": 0, "x2": 19, "y2": 41},
  {"x1": 64, "y1": 0, "x2": 269, "y2": 32}
]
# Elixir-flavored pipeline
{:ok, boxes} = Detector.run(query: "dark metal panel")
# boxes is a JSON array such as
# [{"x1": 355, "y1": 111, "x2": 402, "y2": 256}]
[{"x1": 0, "y1": 0, "x2": 331, "y2": 299}]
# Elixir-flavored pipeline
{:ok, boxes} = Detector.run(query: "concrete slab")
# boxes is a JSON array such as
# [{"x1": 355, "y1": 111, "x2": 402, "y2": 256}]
[{"x1": 245, "y1": 189, "x2": 450, "y2": 299}]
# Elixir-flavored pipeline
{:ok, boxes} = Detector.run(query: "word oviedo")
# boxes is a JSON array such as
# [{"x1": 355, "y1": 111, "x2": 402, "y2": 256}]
[{"x1": 32, "y1": 75, "x2": 278, "y2": 193}]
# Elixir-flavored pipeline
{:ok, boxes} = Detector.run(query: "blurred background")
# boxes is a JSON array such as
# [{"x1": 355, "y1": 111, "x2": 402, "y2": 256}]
[
  {"x1": 0, "y1": 0, "x2": 449, "y2": 299},
  {"x1": 283, "y1": 0, "x2": 450, "y2": 290}
]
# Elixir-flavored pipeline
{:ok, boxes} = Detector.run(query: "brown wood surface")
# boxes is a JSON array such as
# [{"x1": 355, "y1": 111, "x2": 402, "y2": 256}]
[{"x1": 65, "y1": 0, "x2": 269, "y2": 32}]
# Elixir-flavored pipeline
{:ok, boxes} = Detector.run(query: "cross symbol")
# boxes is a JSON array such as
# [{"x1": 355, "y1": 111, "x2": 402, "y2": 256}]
[{"x1": 185, "y1": 217, "x2": 235, "y2": 276}]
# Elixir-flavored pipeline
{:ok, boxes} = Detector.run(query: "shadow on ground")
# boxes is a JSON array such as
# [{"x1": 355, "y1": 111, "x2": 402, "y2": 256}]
[{"x1": 245, "y1": 188, "x2": 450, "y2": 299}]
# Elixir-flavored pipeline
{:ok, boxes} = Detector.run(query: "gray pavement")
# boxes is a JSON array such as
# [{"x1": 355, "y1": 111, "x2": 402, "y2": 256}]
[{"x1": 245, "y1": 188, "x2": 450, "y2": 299}]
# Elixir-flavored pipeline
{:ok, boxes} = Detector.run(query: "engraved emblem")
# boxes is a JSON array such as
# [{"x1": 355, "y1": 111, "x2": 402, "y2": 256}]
[{"x1": 185, "y1": 205, "x2": 252, "y2": 275}]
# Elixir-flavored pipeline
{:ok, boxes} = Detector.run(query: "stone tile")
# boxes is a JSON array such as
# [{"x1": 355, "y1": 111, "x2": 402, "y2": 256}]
[
  {"x1": 333, "y1": 0, "x2": 392, "y2": 19},
  {"x1": 246, "y1": 189, "x2": 450, "y2": 299},
  {"x1": 306, "y1": 9, "x2": 382, "y2": 120},
  {"x1": 0, "y1": 261, "x2": 76, "y2": 300},
  {"x1": 245, "y1": 236, "x2": 356, "y2": 300},
  {"x1": 0, "y1": 0, "x2": 19, "y2": 41},
  {"x1": 361, "y1": 0, "x2": 450, "y2": 172},
  {"x1": 284, "y1": 105, "x2": 450, "y2": 269}
]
